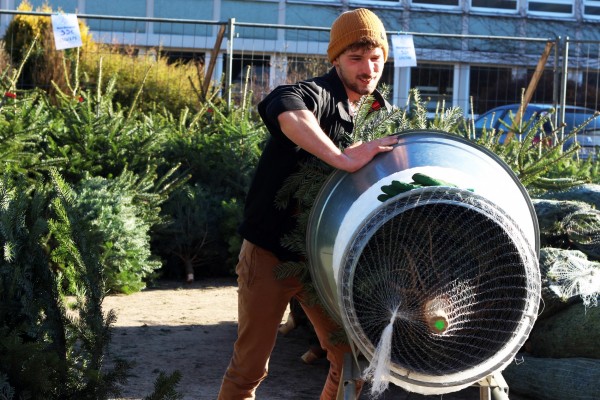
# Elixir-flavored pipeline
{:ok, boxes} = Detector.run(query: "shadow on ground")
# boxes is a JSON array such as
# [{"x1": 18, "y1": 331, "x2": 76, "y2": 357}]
[{"x1": 104, "y1": 279, "x2": 532, "y2": 400}]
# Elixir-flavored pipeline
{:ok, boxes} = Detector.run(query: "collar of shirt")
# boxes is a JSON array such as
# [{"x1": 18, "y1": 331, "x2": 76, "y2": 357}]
[
  {"x1": 324, "y1": 68, "x2": 354, "y2": 123},
  {"x1": 326, "y1": 67, "x2": 391, "y2": 122}
]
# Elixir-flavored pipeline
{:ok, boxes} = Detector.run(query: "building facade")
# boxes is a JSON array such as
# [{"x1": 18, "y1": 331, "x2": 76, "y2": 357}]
[{"x1": 1, "y1": 0, "x2": 600, "y2": 114}]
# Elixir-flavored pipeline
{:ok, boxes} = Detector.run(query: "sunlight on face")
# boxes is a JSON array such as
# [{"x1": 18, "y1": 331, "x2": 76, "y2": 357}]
[{"x1": 333, "y1": 47, "x2": 385, "y2": 103}]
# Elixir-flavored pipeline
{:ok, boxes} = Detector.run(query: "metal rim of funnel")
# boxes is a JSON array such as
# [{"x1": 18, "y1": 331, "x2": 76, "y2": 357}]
[
  {"x1": 306, "y1": 130, "x2": 540, "y2": 326},
  {"x1": 337, "y1": 186, "x2": 540, "y2": 394}
]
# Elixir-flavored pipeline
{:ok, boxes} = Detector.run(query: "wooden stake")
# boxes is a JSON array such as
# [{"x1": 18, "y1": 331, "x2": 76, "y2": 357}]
[
  {"x1": 202, "y1": 24, "x2": 227, "y2": 98},
  {"x1": 506, "y1": 41, "x2": 555, "y2": 144}
]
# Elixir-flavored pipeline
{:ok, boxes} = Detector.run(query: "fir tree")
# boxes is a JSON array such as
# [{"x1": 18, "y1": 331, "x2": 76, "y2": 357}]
[{"x1": 0, "y1": 171, "x2": 130, "y2": 399}]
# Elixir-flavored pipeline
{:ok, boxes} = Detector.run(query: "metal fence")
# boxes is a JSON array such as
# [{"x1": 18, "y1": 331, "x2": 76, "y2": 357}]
[{"x1": 1, "y1": 9, "x2": 600, "y2": 123}]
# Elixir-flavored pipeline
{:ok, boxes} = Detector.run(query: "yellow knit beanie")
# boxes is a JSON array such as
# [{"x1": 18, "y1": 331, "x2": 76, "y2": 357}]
[{"x1": 327, "y1": 8, "x2": 388, "y2": 63}]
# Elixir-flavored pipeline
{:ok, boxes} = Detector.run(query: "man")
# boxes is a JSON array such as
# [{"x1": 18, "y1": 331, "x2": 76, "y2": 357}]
[{"x1": 218, "y1": 8, "x2": 397, "y2": 400}]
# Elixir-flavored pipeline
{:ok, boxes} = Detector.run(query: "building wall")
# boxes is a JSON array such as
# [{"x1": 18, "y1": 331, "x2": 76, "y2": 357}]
[
  {"x1": 7, "y1": 0, "x2": 597, "y2": 36},
  {"x1": 1, "y1": 0, "x2": 600, "y2": 112}
]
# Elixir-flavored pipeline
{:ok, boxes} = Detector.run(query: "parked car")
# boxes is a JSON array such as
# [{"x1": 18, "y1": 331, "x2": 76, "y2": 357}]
[
  {"x1": 575, "y1": 128, "x2": 600, "y2": 159},
  {"x1": 473, "y1": 103, "x2": 600, "y2": 158}
]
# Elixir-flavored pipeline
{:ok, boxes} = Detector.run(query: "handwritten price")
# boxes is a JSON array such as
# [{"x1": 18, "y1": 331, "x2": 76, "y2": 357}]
[
  {"x1": 57, "y1": 28, "x2": 79, "y2": 42},
  {"x1": 57, "y1": 28, "x2": 76, "y2": 36}
]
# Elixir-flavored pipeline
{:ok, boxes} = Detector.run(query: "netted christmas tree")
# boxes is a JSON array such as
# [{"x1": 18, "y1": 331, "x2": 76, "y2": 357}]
[{"x1": 273, "y1": 89, "x2": 464, "y2": 306}]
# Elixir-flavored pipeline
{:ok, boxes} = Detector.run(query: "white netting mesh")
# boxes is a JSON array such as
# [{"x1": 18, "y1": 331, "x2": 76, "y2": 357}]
[
  {"x1": 338, "y1": 187, "x2": 540, "y2": 391},
  {"x1": 541, "y1": 247, "x2": 600, "y2": 308},
  {"x1": 563, "y1": 208, "x2": 600, "y2": 260}
]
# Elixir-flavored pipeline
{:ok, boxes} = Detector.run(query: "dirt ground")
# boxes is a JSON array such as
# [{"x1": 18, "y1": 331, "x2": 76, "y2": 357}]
[{"x1": 103, "y1": 278, "x2": 527, "y2": 400}]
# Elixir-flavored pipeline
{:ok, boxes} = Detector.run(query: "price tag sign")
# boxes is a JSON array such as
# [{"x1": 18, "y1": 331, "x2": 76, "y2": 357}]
[
  {"x1": 51, "y1": 13, "x2": 82, "y2": 50},
  {"x1": 391, "y1": 35, "x2": 417, "y2": 68}
]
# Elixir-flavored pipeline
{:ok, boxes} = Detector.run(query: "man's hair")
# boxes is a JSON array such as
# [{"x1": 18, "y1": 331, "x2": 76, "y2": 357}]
[{"x1": 342, "y1": 37, "x2": 384, "y2": 55}]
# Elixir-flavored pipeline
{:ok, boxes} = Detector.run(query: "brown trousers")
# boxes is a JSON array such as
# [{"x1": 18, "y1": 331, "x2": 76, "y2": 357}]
[{"x1": 217, "y1": 240, "x2": 355, "y2": 400}]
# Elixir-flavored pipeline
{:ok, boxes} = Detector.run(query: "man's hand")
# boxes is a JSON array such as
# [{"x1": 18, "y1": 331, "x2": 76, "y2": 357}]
[
  {"x1": 340, "y1": 136, "x2": 398, "y2": 172},
  {"x1": 278, "y1": 110, "x2": 398, "y2": 173}
]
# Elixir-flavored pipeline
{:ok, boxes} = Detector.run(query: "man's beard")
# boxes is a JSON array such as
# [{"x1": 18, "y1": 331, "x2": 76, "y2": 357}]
[{"x1": 336, "y1": 65, "x2": 379, "y2": 96}]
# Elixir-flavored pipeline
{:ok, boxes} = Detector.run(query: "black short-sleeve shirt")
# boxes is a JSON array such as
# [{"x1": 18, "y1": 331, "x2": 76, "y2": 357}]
[{"x1": 238, "y1": 68, "x2": 389, "y2": 261}]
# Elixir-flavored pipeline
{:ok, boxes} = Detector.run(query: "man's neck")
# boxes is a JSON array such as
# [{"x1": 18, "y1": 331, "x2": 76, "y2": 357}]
[{"x1": 349, "y1": 98, "x2": 362, "y2": 116}]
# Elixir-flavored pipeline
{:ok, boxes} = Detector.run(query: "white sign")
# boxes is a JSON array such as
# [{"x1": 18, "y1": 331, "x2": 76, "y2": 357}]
[
  {"x1": 391, "y1": 35, "x2": 417, "y2": 67},
  {"x1": 51, "y1": 13, "x2": 82, "y2": 50}
]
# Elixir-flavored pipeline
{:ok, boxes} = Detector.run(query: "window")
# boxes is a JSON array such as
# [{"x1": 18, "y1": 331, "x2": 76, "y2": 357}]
[
  {"x1": 528, "y1": 0, "x2": 573, "y2": 17},
  {"x1": 229, "y1": 55, "x2": 271, "y2": 104},
  {"x1": 353, "y1": 0, "x2": 400, "y2": 3},
  {"x1": 470, "y1": 66, "x2": 515, "y2": 114},
  {"x1": 411, "y1": 64, "x2": 454, "y2": 113},
  {"x1": 584, "y1": 0, "x2": 600, "y2": 18},
  {"x1": 411, "y1": 0, "x2": 460, "y2": 8},
  {"x1": 471, "y1": 0, "x2": 517, "y2": 13}
]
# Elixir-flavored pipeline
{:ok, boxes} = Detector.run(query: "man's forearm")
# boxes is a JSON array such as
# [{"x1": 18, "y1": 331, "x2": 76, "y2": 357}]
[{"x1": 277, "y1": 110, "x2": 397, "y2": 173}]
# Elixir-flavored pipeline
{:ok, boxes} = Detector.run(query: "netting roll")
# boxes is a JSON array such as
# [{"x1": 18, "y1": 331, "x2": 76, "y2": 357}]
[{"x1": 338, "y1": 187, "x2": 540, "y2": 393}]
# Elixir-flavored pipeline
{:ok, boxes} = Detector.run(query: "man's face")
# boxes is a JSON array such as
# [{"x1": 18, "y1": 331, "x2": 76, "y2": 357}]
[{"x1": 333, "y1": 46, "x2": 385, "y2": 103}]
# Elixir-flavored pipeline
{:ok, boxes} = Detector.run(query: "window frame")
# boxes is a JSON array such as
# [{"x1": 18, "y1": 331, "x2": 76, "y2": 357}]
[
  {"x1": 469, "y1": 0, "x2": 518, "y2": 15},
  {"x1": 584, "y1": 0, "x2": 600, "y2": 19},
  {"x1": 409, "y1": 0, "x2": 461, "y2": 11},
  {"x1": 527, "y1": 0, "x2": 574, "y2": 18},
  {"x1": 347, "y1": 0, "x2": 401, "y2": 6}
]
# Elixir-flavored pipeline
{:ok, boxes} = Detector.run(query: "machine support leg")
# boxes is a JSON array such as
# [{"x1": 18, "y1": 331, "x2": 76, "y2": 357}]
[
  {"x1": 478, "y1": 372, "x2": 510, "y2": 400},
  {"x1": 340, "y1": 352, "x2": 363, "y2": 400}
]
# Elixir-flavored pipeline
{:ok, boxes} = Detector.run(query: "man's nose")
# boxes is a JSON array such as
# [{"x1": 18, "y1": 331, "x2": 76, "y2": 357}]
[{"x1": 362, "y1": 60, "x2": 376, "y2": 74}]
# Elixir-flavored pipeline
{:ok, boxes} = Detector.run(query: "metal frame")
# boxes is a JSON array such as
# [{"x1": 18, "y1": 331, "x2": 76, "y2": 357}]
[{"x1": 340, "y1": 353, "x2": 511, "y2": 400}]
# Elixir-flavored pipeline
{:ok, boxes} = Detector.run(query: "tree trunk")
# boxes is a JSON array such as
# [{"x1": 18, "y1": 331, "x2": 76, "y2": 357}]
[
  {"x1": 183, "y1": 258, "x2": 195, "y2": 282},
  {"x1": 502, "y1": 355, "x2": 600, "y2": 400},
  {"x1": 527, "y1": 303, "x2": 600, "y2": 358}
]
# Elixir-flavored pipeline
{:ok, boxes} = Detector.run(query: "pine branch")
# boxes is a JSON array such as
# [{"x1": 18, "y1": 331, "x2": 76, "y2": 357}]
[
  {"x1": 143, "y1": 370, "x2": 183, "y2": 400},
  {"x1": 274, "y1": 261, "x2": 308, "y2": 280},
  {"x1": 275, "y1": 158, "x2": 332, "y2": 210},
  {"x1": 409, "y1": 89, "x2": 428, "y2": 129},
  {"x1": 0, "y1": 373, "x2": 15, "y2": 400},
  {"x1": 430, "y1": 106, "x2": 464, "y2": 132}
]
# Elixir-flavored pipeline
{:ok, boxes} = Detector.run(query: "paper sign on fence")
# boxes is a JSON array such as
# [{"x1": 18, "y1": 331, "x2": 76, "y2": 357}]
[
  {"x1": 51, "y1": 13, "x2": 82, "y2": 50},
  {"x1": 391, "y1": 35, "x2": 417, "y2": 67}
]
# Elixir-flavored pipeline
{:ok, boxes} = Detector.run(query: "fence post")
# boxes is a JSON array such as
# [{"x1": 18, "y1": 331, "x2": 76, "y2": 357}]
[
  {"x1": 551, "y1": 36, "x2": 561, "y2": 129},
  {"x1": 225, "y1": 17, "x2": 235, "y2": 108},
  {"x1": 559, "y1": 36, "x2": 569, "y2": 141}
]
